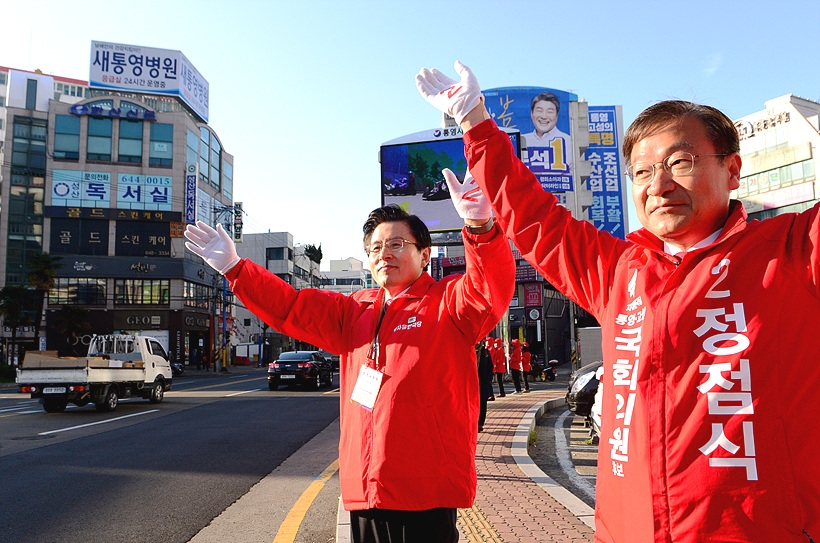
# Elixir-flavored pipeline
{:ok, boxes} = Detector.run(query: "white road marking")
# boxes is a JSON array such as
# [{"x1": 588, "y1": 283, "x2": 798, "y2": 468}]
[
  {"x1": 225, "y1": 390, "x2": 256, "y2": 397},
  {"x1": 39, "y1": 410, "x2": 159, "y2": 435}
]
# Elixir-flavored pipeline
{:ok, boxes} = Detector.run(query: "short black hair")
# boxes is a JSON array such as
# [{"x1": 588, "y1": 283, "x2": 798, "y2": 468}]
[
  {"x1": 362, "y1": 205, "x2": 432, "y2": 249},
  {"x1": 530, "y1": 92, "x2": 560, "y2": 113}
]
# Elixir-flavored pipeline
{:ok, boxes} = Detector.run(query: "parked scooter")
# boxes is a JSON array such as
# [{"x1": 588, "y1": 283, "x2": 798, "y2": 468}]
[{"x1": 545, "y1": 359, "x2": 559, "y2": 381}]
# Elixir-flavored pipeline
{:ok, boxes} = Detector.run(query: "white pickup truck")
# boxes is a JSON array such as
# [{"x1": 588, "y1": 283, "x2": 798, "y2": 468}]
[{"x1": 16, "y1": 334, "x2": 173, "y2": 413}]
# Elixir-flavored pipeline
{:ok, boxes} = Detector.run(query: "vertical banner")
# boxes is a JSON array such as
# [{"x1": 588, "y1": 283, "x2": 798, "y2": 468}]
[
  {"x1": 586, "y1": 106, "x2": 627, "y2": 238},
  {"x1": 523, "y1": 282, "x2": 543, "y2": 307},
  {"x1": 185, "y1": 163, "x2": 198, "y2": 224},
  {"x1": 484, "y1": 86, "x2": 577, "y2": 192}
]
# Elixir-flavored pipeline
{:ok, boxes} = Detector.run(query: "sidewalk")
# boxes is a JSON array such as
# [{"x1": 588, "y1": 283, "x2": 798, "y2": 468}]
[{"x1": 336, "y1": 389, "x2": 596, "y2": 542}]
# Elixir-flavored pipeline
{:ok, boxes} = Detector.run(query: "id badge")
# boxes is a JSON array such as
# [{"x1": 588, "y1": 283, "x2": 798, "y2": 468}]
[{"x1": 350, "y1": 364, "x2": 384, "y2": 411}]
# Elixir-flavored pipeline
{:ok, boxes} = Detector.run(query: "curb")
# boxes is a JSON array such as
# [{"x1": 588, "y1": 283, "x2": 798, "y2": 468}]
[{"x1": 511, "y1": 397, "x2": 596, "y2": 530}]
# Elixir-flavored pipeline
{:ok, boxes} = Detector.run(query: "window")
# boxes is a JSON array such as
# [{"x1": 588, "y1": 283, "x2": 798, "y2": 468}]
[
  {"x1": 49, "y1": 278, "x2": 107, "y2": 305},
  {"x1": 25, "y1": 79, "x2": 37, "y2": 110},
  {"x1": 54, "y1": 115, "x2": 80, "y2": 160},
  {"x1": 266, "y1": 247, "x2": 286, "y2": 260},
  {"x1": 118, "y1": 119, "x2": 143, "y2": 163},
  {"x1": 186, "y1": 129, "x2": 199, "y2": 171},
  {"x1": 0, "y1": 72, "x2": 7, "y2": 85},
  {"x1": 210, "y1": 133, "x2": 221, "y2": 190},
  {"x1": 5, "y1": 185, "x2": 44, "y2": 285},
  {"x1": 184, "y1": 281, "x2": 210, "y2": 309},
  {"x1": 149, "y1": 123, "x2": 174, "y2": 167},
  {"x1": 199, "y1": 127, "x2": 210, "y2": 184},
  {"x1": 0, "y1": 96, "x2": 5, "y2": 107},
  {"x1": 222, "y1": 160, "x2": 233, "y2": 199},
  {"x1": 87, "y1": 117, "x2": 112, "y2": 161},
  {"x1": 114, "y1": 279, "x2": 170, "y2": 305},
  {"x1": 12, "y1": 117, "x2": 47, "y2": 169}
]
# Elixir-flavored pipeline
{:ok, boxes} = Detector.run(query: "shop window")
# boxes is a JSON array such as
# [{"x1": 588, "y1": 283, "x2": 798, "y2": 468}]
[
  {"x1": 114, "y1": 279, "x2": 170, "y2": 305},
  {"x1": 49, "y1": 278, "x2": 107, "y2": 305}
]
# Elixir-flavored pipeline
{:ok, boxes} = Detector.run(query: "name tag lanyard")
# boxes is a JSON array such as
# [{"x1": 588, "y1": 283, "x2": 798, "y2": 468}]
[
  {"x1": 367, "y1": 292, "x2": 388, "y2": 371},
  {"x1": 352, "y1": 293, "x2": 389, "y2": 411}
]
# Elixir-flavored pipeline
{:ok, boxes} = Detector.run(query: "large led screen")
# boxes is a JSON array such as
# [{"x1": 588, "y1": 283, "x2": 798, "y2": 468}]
[{"x1": 380, "y1": 128, "x2": 520, "y2": 237}]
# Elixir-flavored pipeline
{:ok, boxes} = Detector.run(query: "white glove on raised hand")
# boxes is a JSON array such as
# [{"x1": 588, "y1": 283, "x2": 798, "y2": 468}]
[
  {"x1": 184, "y1": 221, "x2": 241, "y2": 275},
  {"x1": 442, "y1": 168, "x2": 492, "y2": 221},
  {"x1": 415, "y1": 60, "x2": 483, "y2": 125}
]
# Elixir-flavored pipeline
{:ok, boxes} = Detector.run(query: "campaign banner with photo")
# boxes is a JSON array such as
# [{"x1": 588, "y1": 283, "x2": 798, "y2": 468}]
[
  {"x1": 89, "y1": 40, "x2": 209, "y2": 122},
  {"x1": 586, "y1": 105, "x2": 627, "y2": 239},
  {"x1": 483, "y1": 86, "x2": 577, "y2": 192}
]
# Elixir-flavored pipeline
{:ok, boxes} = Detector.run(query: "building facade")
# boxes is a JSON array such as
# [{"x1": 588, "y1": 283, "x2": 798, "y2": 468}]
[
  {"x1": 233, "y1": 232, "x2": 325, "y2": 359},
  {"x1": 0, "y1": 66, "x2": 233, "y2": 366},
  {"x1": 733, "y1": 94, "x2": 819, "y2": 220},
  {"x1": 320, "y1": 257, "x2": 372, "y2": 295}
]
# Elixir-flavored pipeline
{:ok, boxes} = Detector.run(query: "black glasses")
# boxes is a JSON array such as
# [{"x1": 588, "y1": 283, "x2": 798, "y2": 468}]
[
  {"x1": 364, "y1": 237, "x2": 419, "y2": 258},
  {"x1": 626, "y1": 152, "x2": 727, "y2": 185}
]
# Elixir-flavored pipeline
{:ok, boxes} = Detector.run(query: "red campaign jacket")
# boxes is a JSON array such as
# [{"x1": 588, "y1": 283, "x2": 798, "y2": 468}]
[
  {"x1": 491, "y1": 346, "x2": 507, "y2": 374},
  {"x1": 465, "y1": 119, "x2": 820, "y2": 543},
  {"x1": 226, "y1": 224, "x2": 514, "y2": 512},
  {"x1": 508, "y1": 345, "x2": 523, "y2": 371},
  {"x1": 522, "y1": 351, "x2": 531, "y2": 373}
]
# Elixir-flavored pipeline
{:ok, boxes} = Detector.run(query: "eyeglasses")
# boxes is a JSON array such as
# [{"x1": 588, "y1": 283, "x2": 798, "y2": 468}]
[
  {"x1": 364, "y1": 237, "x2": 419, "y2": 258},
  {"x1": 626, "y1": 152, "x2": 727, "y2": 185}
]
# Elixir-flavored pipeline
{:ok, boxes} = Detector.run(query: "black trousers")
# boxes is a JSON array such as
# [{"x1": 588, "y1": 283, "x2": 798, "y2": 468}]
[
  {"x1": 511, "y1": 369, "x2": 522, "y2": 392},
  {"x1": 495, "y1": 372, "x2": 506, "y2": 396},
  {"x1": 350, "y1": 508, "x2": 458, "y2": 543}
]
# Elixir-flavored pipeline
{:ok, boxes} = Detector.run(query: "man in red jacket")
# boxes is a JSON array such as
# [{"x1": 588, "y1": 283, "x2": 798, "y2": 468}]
[
  {"x1": 521, "y1": 342, "x2": 531, "y2": 392},
  {"x1": 491, "y1": 337, "x2": 507, "y2": 397},
  {"x1": 417, "y1": 62, "x2": 820, "y2": 542},
  {"x1": 508, "y1": 338, "x2": 523, "y2": 394},
  {"x1": 185, "y1": 170, "x2": 515, "y2": 543}
]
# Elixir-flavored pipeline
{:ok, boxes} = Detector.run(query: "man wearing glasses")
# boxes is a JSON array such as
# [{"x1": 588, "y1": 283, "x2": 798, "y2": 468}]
[
  {"x1": 417, "y1": 62, "x2": 820, "y2": 542},
  {"x1": 184, "y1": 180, "x2": 515, "y2": 542}
]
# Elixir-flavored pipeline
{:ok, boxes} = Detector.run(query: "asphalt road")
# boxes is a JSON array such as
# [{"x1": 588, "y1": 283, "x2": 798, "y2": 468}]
[{"x1": 0, "y1": 369, "x2": 341, "y2": 543}]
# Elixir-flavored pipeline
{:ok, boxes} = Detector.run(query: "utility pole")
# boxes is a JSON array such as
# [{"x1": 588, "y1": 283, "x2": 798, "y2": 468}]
[{"x1": 211, "y1": 202, "x2": 243, "y2": 372}]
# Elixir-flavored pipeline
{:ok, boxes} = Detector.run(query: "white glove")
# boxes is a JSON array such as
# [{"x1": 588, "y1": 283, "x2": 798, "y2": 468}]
[
  {"x1": 415, "y1": 61, "x2": 483, "y2": 125},
  {"x1": 442, "y1": 168, "x2": 492, "y2": 221},
  {"x1": 184, "y1": 221, "x2": 241, "y2": 275}
]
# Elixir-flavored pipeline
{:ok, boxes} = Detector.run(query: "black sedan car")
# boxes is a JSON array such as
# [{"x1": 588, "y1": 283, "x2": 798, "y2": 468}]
[
  {"x1": 268, "y1": 351, "x2": 333, "y2": 391},
  {"x1": 565, "y1": 360, "x2": 603, "y2": 417}
]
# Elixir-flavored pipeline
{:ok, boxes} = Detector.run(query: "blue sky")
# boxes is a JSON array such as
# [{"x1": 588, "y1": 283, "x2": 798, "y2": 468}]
[{"x1": 4, "y1": 0, "x2": 819, "y2": 268}]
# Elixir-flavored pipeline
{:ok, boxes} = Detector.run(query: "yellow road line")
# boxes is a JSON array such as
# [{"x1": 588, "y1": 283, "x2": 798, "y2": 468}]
[{"x1": 272, "y1": 458, "x2": 340, "y2": 543}]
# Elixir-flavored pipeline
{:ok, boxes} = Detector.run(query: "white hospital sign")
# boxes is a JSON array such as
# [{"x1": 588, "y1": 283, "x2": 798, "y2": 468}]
[{"x1": 89, "y1": 40, "x2": 209, "y2": 122}]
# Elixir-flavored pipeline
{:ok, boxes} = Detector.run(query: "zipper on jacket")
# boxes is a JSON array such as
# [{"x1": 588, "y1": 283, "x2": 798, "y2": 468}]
[{"x1": 805, "y1": 529, "x2": 816, "y2": 543}]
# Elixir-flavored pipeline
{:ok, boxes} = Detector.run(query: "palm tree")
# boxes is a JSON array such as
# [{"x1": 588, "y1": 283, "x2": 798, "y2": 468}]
[
  {"x1": 51, "y1": 305, "x2": 91, "y2": 356},
  {"x1": 304, "y1": 244, "x2": 323, "y2": 265},
  {"x1": 0, "y1": 285, "x2": 34, "y2": 364},
  {"x1": 26, "y1": 251, "x2": 62, "y2": 345}
]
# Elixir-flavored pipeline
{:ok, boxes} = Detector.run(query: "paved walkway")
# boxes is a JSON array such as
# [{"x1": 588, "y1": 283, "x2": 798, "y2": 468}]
[{"x1": 336, "y1": 389, "x2": 596, "y2": 542}]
